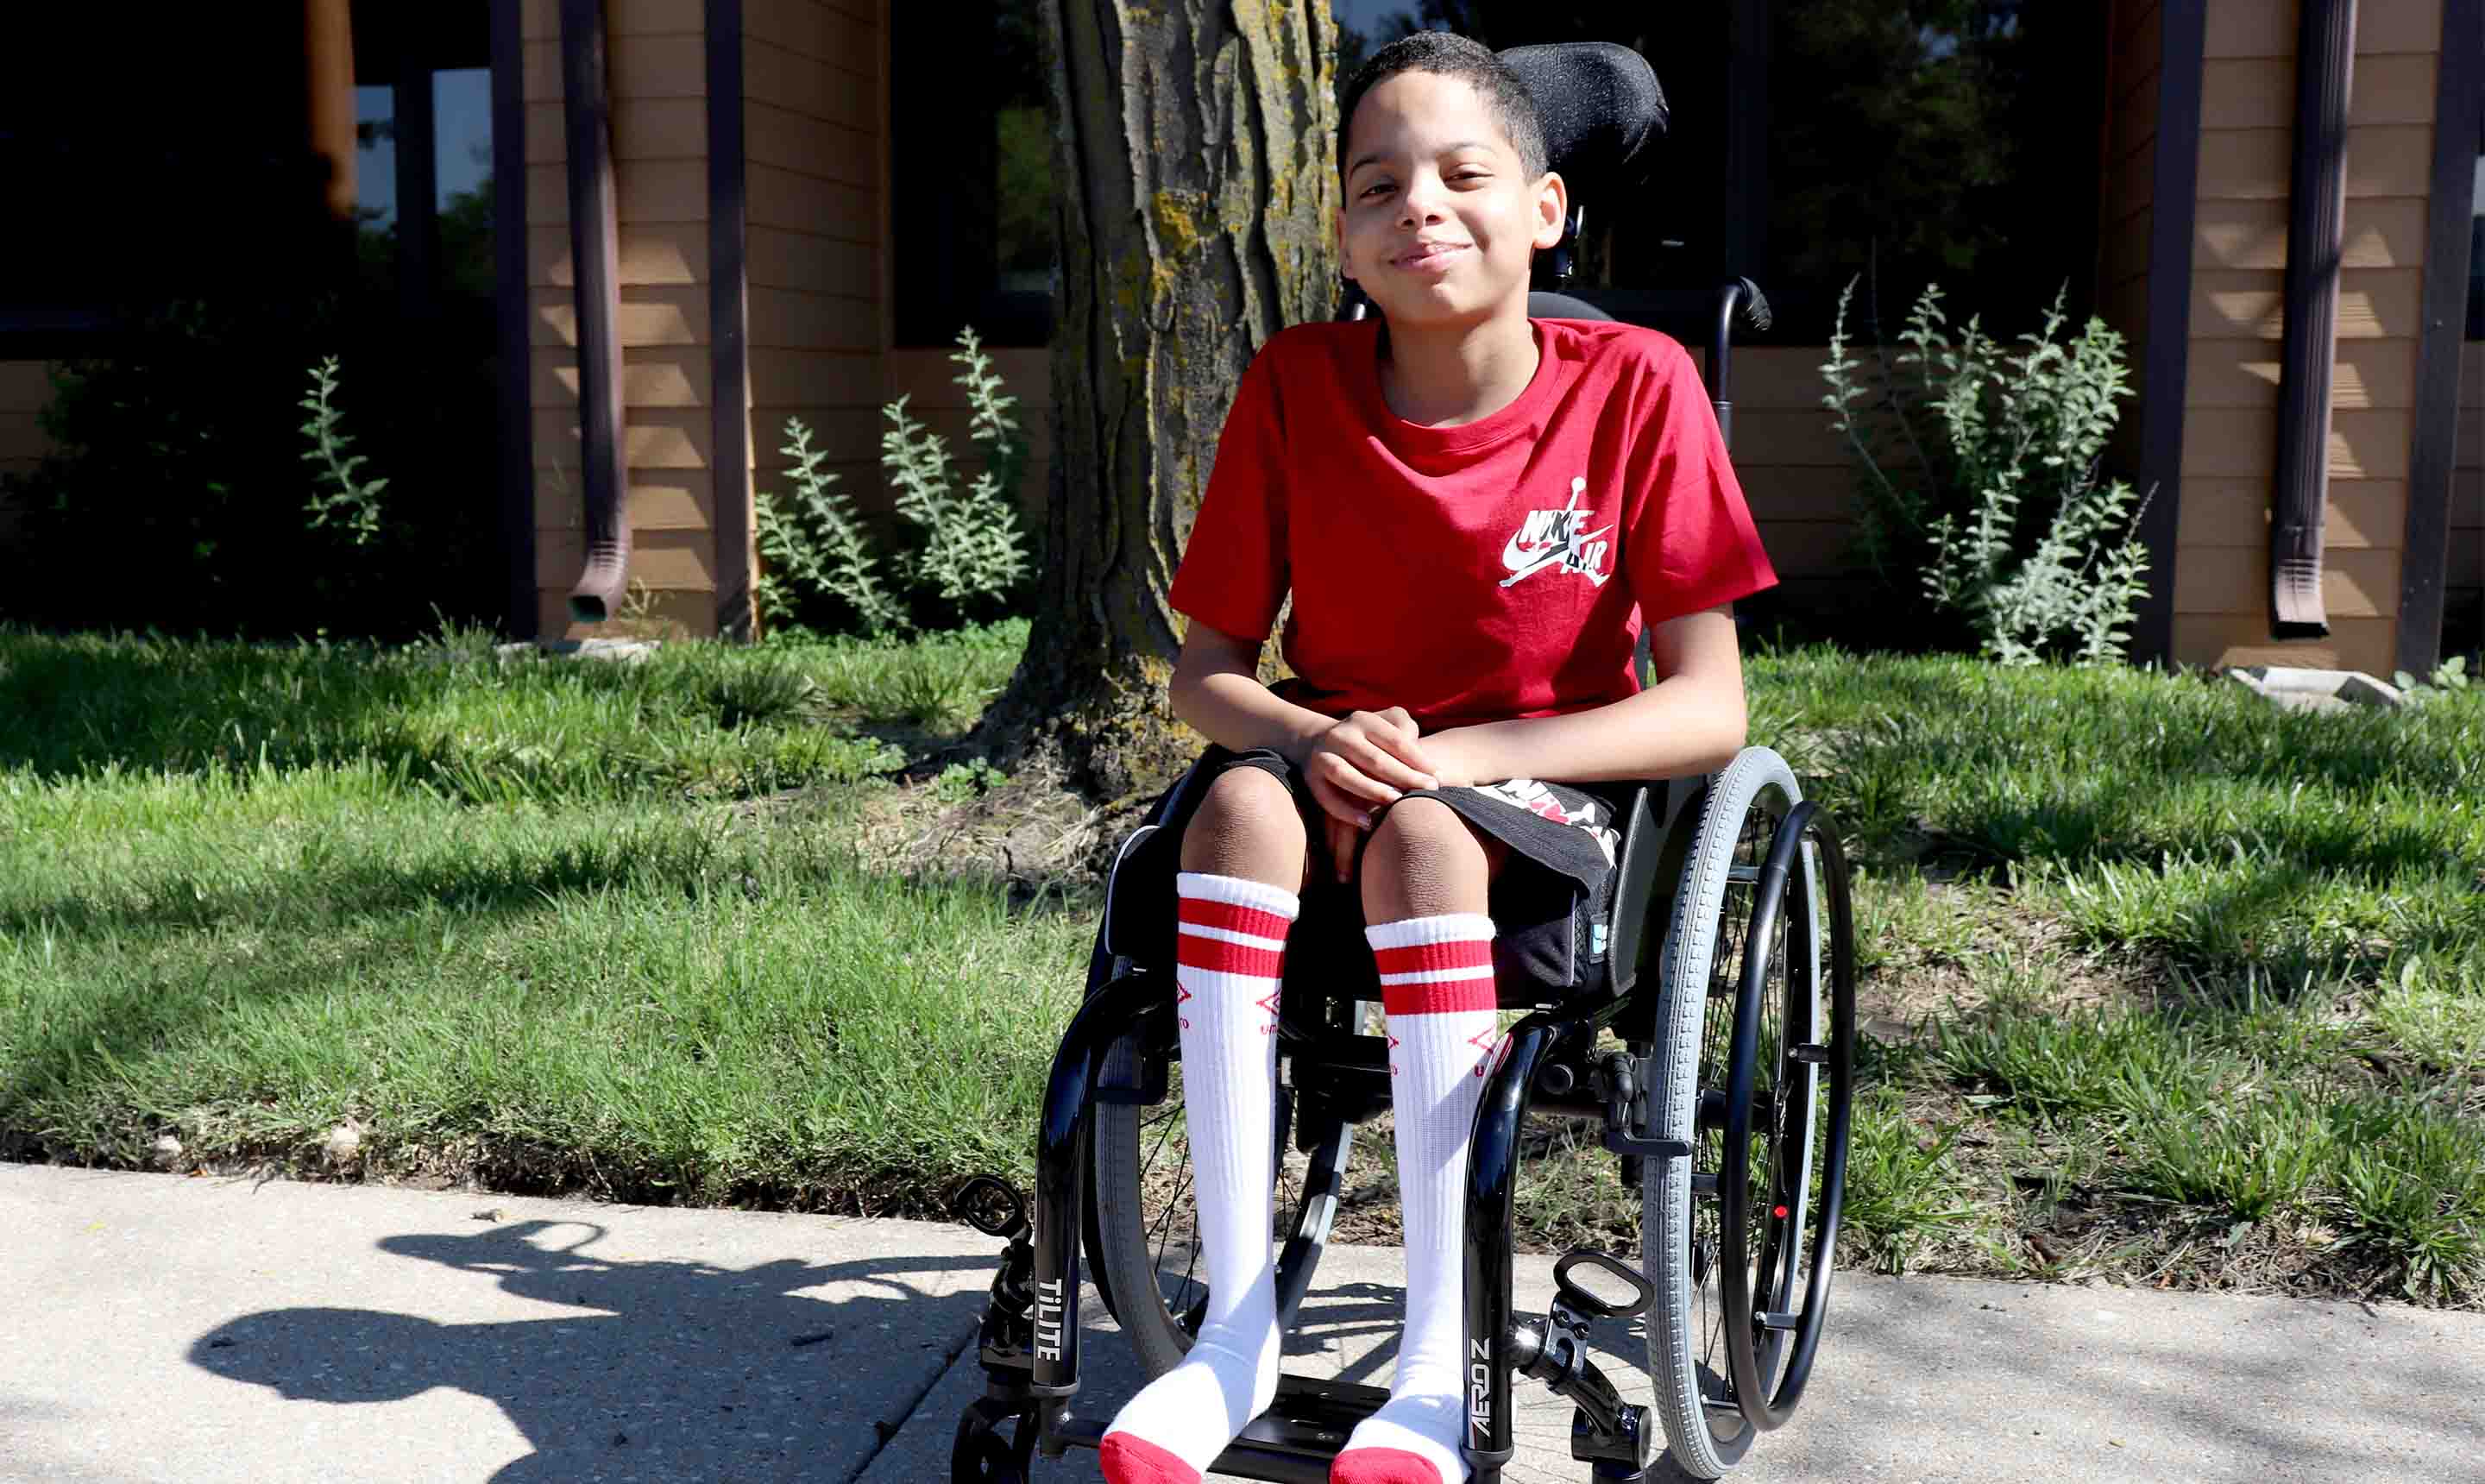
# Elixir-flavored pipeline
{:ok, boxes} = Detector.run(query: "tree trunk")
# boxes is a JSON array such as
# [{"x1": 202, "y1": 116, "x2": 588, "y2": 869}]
[{"x1": 972, "y1": 0, "x2": 1337, "y2": 804}]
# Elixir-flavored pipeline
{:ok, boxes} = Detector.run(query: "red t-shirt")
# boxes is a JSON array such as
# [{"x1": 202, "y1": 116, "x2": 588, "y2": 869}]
[{"x1": 1166, "y1": 317, "x2": 1778, "y2": 731}]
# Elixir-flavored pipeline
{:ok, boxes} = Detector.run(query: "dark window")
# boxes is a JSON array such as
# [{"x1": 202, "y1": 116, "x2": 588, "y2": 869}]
[
  {"x1": 890, "y1": 0, "x2": 1053, "y2": 347},
  {"x1": 0, "y1": 8, "x2": 495, "y2": 352},
  {"x1": 0, "y1": 10, "x2": 323, "y2": 350},
  {"x1": 1332, "y1": 0, "x2": 2106, "y2": 342}
]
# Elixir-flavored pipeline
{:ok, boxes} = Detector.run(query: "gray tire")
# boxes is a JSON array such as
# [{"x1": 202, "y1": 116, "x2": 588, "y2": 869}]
[{"x1": 1643, "y1": 746, "x2": 1822, "y2": 1476}]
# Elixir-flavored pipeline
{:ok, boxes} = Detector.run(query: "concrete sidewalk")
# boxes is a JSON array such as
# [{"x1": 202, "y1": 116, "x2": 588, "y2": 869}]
[{"x1": 2, "y1": 1164, "x2": 2477, "y2": 1484}]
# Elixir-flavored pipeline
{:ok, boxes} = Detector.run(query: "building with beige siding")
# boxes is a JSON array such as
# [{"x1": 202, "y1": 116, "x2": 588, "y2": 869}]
[{"x1": 1, "y1": 1, "x2": 2476, "y2": 676}]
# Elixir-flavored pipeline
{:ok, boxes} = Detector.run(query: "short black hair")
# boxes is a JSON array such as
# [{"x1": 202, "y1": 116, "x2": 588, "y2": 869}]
[{"x1": 1337, "y1": 32, "x2": 1550, "y2": 184}]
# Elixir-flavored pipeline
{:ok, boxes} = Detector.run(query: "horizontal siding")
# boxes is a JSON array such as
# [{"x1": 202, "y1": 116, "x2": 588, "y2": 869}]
[
  {"x1": 531, "y1": 286, "x2": 713, "y2": 348},
  {"x1": 537, "y1": 527, "x2": 717, "y2": 592},
  {"x1": 522, "y1": 0, "x2": 707, "y2": 39},
  {"x1": 2180, "y1": 407, "x2": 2416, "y2": 481},
  {"x1": 746, "y1": 35, "x2": 877, "y2": 131},
  {"x1": 740, "y1": 0, "x2": 892, "y2": 626},
  {"x1": 534, "y1": 471, "x2": 720, "y2": 535},
  {"x1": 747, "y1": 225, "x2": 876, "y2": 296},
  {"x1": 2175, "y1": 544, "x2": 2400, "y2": 617},
  {"x1": 533, "y1": 406, "x2": 714, "y2": 472},
  {"x1": 2171, "y1": 0, "x2": 2443, "y2": 673},
  {"x1": 2177, "y1": 477, "x2": 2408, "y2": 550},
  {"x1": 1707, "y1": 348, "x2": 1865, "y2": 582},
  {"x1": 2173, "y1": 613, "x2": 2398, "y2": 673},
  {"x1": 2204, "y1": 0, "x2": 2445, "y2": 59},
  {"x1": 523, "y1": 97, "x2": 707, "y2": 165},
  {"x1": 532, "y1": 346, "x2": 714, "y2": 411},
  {"x1": 746, "y1": 161, "x2": 875, "y2": 241},
  {"x1": 745, "y1": 97, "x2": 875, "y2": 186},
  {"x1": 2185, "y1": 339, "x2": 2418, "y2": 410},
  {"x1": 529, "y1": 222, "x2": 708, "y2": 287},
  {"x1": 745, "y1": 0, "x2": 879, "y2": 66},
  {"x1": 2195, "y1": 197, "x2": 2428, "y2": 271}
]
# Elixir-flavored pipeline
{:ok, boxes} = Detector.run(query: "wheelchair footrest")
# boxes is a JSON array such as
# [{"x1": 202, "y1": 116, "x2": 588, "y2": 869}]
[
  {"x1": 1047, "y1": 1374, "x2": 1387, "y2": 1483},
  {"x1": 1233, "y1": 1374, "x2": 1392, "y2": 1456}
]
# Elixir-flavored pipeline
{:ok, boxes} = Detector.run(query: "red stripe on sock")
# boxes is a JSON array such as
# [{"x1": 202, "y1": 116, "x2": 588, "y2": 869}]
[
  {"x1": 1374, "y1": 937, "x2": 1496, "y2": 1015},
  {"x1": 1177, "y1": 934, "x2": 1286, "y2": 978},
  {"x1": 1381, "y1": 977, "x2": 1499, "y2": 1016},
  {"x1": 1177, "y1": 896, "x2": 1296, "y2": 942},
  {"x1": 1371, "y1": 938, "x2": 1494, "y2": 978}
]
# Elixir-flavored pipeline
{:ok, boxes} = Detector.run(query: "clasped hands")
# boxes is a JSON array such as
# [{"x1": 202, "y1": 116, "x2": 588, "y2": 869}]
[{"x1": 1290, "y1": 707, "x2": 1483, "y2": 885}]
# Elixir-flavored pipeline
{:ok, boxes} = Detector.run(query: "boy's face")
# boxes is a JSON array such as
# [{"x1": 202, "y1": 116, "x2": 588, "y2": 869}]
[{"x1": 1336, "y1": 71, "x2": 1565, "y2": 331}]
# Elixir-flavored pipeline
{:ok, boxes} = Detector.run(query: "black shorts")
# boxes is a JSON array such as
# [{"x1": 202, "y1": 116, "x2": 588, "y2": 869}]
[{"x1": 1104, "y1": 744, "x2": 1626, "y2": 1003}]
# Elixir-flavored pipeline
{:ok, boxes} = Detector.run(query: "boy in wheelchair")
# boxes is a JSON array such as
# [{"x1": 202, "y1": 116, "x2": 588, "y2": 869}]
[{"x1": 1098, "y1": 33, "x2": 1776, "y2": 1484}]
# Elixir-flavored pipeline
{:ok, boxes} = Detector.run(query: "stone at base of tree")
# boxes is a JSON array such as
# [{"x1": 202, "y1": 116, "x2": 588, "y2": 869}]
[{"x1": 2222, "y1": 665, "x2": 2406, "y2": 713}]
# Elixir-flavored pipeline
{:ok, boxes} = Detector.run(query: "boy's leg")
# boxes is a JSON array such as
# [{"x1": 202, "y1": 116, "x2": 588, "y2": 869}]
[
  {"x1": 1100, "y1": 766, "x2": 1306, "y2": 1484},
  {"x1": 1335, "y1": 798, "x2": 1506, "y2": 1484}
]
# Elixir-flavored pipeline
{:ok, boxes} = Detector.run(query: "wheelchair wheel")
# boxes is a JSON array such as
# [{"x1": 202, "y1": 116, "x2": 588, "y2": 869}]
[
  {"x1": 1090, "y1": 1047, "x2": 1356, "y2": 1375},
  {"x1": 1642, "y1": 747, "x2": 1853, "y2": 1477}
]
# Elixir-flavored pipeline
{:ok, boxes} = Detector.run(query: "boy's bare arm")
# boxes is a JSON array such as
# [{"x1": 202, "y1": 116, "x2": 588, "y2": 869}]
[
  {"x1": 1169, "y1": 625, "x2": 1441, "y2": 872},
  {"x1": 1422, "y1": 607, "x2": 1751, "y2": 786},
  {"x1": 1167, "y1": 624, "x2": 1340, "y2": 766}
]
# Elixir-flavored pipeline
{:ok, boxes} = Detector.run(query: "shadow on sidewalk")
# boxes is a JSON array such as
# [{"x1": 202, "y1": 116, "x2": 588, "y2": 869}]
[{"x1": 189, "y1": 1216, "x2": 993, "y2": 1482}]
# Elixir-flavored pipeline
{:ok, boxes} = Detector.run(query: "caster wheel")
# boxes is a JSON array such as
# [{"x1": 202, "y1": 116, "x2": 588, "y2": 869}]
[{"x1": 951, "y1": 1399, "x2": 1035, "y2": 1484}]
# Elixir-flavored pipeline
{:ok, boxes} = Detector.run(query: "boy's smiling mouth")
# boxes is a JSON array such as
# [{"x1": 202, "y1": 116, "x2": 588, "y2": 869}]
[{"x1": 1394, "y1": 239, "x2": 1471, "y2": 271}]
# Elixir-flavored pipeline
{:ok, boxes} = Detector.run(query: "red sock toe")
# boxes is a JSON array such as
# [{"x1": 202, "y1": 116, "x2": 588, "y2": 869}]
[
  {"x1": 1101, "y1": 1431, "x2": 1202, "y2": 1484},
  {"x1": 1330, "y1": 1446, "x2": 1445, "y2": 1484}
]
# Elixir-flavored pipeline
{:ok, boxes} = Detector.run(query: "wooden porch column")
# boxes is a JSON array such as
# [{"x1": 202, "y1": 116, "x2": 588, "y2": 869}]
[{"x1": 304, "y1": 0, "x2": 358, "y2": 220}]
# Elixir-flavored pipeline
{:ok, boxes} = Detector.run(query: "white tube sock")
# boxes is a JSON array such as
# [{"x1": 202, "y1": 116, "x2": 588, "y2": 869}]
[
  {"x1": 1099, "y1": 871, "x2": 1300, "y2": 1484},
  {"x1": 1333, "y1": 912, "x2": 1500, "y2": 1484}
]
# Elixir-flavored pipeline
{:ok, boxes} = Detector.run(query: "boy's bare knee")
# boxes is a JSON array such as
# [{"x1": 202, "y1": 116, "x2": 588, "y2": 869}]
[
  {"x1": 1180, "y1": 767, "x2": 1308, "y2": 884},
  {"x1": 1360, "y1": 797, "x2": 1507, "y2": 920}
]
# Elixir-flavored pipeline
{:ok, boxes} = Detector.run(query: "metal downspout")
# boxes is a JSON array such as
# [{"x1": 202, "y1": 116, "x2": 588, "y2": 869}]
[
  {"x1": 2270, "y1": 0, "x2": 2357, "y2": 640},
  {"x1": 559, "y1": 0, "x2": 631, "y2": 624}
]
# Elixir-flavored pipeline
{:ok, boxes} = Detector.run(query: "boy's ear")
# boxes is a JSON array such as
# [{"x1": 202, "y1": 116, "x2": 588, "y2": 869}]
[{"x1": 1532, "y1": 170, "x2": 1570, "y2": 253}]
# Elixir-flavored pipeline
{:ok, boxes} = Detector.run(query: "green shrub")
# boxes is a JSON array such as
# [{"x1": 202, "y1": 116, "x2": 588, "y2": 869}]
[
  {"x1": 1822, "y1": 280, "x2": 2152, "y2": 665},
  {"x1": 299, "y1": 356, "x2": 387, "y2": 546},
  {"x1": 755, "y1": 419, "x2": 905, "y2": 637},
  {"x1": 758, "y1": 326, "x2": 1033, "y2": 638}
]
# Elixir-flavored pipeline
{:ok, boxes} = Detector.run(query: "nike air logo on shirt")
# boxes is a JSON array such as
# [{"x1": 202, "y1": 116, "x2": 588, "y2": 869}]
[{"x1": 1500, "y1": 477, "x2": 1613, "y2": 588}]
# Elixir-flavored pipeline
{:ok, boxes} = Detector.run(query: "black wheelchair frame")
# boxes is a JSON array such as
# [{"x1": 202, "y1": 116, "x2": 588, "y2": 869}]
[
  {"x1": 947, "y1": 41, "x2": 1864, "y2": 1482},
  {"x1": 952, "y1": 771, "x2": 1859, "y2": 1483}
]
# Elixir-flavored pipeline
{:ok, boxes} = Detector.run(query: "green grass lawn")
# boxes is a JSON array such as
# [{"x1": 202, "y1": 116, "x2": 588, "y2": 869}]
[{"x1": 2, "y1": 622, "x2": 2478, "y2": 1307}]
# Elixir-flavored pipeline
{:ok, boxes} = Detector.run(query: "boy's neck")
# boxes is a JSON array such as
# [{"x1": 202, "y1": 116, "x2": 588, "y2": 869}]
[{"x1": 1377, "y1": 307, "x2": 1539, "y2": 430}]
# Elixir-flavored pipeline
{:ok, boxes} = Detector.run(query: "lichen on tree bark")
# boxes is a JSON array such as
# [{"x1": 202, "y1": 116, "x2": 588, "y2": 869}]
[{"x1": 971, "y1": 0, "x2": 1337, "y2": 806}]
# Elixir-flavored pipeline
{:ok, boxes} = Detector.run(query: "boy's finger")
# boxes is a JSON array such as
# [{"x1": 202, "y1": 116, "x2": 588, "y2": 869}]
[
  {"x1": 1355, "y1": 741, "x2": 1438, "y2": 794},
  {"x1": 1313, "y1": 762, "x2": 1406, "y2": 817}
]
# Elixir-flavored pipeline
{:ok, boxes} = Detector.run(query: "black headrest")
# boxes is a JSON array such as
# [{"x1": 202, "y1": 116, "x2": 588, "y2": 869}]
[{"x1": 1495, "y1": 42, "x2": 1666, "y2": 198}]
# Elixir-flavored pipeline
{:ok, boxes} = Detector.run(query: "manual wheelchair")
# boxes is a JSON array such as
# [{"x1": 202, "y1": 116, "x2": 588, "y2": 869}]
[{"x1": 950, "y1": 41, "x2": 1860, "y2": 1484}]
